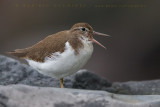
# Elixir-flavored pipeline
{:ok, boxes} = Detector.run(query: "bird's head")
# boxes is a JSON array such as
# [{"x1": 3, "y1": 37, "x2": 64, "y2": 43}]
[{"x1": 70, "y1": 23, "x2": 109, "y2": 49}]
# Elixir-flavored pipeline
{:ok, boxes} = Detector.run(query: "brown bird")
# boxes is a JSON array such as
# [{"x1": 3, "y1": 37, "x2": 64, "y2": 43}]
[{"x1": 9, "y1": 23, "x2": 109, "y2": 88}]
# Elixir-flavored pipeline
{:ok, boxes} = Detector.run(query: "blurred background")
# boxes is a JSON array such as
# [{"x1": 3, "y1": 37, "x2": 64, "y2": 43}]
[{"x1": 0, "y1": 0, "x2": 160, "y2": 82}]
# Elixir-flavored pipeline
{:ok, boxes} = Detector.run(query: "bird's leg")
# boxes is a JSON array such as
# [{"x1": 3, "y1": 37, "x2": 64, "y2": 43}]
[{"x1": 59, "y1": 78, "x2": 64, "y2": 88}]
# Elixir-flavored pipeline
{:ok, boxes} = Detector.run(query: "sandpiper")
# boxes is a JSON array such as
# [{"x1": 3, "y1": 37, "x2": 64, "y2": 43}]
[{"x1": 9, "y1": 23, "x2": 109, "y2": 88}]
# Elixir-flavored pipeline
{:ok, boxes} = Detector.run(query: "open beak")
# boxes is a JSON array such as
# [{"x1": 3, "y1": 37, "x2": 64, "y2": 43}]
[
  {"x1": 91, "y1": 38, "x2": 106, "y2": 49},
  {"x1": 93, "y1": 31, "x2": 110, "y2": 37},
  {"x1": 91, "y1": 31, "x2": 109, "y2": 49}
]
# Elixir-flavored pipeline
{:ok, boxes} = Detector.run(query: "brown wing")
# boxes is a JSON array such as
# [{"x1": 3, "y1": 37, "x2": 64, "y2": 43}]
[{"x1": 9, "y1": 30, "x2": 72, "y2": 62}]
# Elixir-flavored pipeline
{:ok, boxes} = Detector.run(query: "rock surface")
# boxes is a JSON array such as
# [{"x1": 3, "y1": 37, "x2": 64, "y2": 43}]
[
  {"x1": 0, "y1": 55, "x2": 111, "y2": 90},
  {"x1": 107, "y1": 80, "x2": 160, "y2": 95},
  {"x1": 1, "y1": 55, "x2": 160, "y2": 95},
  {"x1": 1, "y1": 55, "x2": 160, "y2": 107},
  {"x1": 0, "y1": 85, "x2": 160, "y2": 107}
]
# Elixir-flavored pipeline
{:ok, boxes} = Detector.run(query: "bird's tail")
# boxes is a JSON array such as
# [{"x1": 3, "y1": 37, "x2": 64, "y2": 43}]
[{"x1": 8, "y1": 49, "x2": 28, "y2": 58}]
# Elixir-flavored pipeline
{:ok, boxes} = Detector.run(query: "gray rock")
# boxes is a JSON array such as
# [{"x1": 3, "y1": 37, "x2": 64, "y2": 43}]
[
  {"x1": 0, "y1": 85, "x2": 160, "y2": 107},
  {"x1": 1, "y1": 55, "x2": 160, "y2": 107},
  {"x1": 0, "y1": 55, "x2": 111, "y2": 90},
  {"x1": 106, "y1": 80, "x2": 160, "y2": 95},
  {"x1": 1, "y1": 55, "x2": 160, "y2": 95}
]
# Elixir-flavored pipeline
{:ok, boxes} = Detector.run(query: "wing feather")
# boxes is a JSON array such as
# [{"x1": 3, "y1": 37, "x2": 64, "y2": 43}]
[{"x1": 9, "y1": 31, "x2": 71, "y2": 62}]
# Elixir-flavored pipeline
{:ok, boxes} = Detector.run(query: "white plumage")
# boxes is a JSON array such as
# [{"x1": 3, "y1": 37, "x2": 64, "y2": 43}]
[{"x1": 26, "y1": 38, "x2": 93, "y2": 78}]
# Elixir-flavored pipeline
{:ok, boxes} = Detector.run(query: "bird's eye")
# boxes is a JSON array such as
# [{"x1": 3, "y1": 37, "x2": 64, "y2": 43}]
[{"x1": 81, "y1": 27, "x2": 86, "y2": 31}]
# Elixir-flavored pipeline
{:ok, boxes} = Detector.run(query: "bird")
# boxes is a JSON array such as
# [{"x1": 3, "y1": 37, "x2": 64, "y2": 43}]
[{"x1": 9, "y1": 23, "x2": 109, "y2": 88}]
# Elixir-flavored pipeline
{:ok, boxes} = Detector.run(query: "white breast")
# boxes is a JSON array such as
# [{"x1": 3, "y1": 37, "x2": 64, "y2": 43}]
[{"x1": 26, "y1": 40, "x2": 93, "y2": 78}]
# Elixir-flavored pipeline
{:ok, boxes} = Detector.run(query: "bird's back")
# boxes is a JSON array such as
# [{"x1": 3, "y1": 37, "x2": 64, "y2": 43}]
[
  {"x1": 9, "y1": 31, "x2": 71, "y2": 62},
  {"x1": 9, "y1": 30, "x2": 84, "y2": 62}
]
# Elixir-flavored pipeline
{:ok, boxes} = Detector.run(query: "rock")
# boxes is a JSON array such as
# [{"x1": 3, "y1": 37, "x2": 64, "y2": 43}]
[
  {"x1": 0, "y1": 55, "x2": 111, "y2": 89},
  {"x1": 72, "y1": 70, "x2": 111, "y2": 90},
  {"x1": 106, "y1": 80, "x2": 160, "y2": 95},
  {"x1": 1, "y1": 55, "x2": 160, "y2": 107},
  {"x1": 0, "y1": 85, "x2": 160, "y2": 107},
  {"x1": 1, "y1": 55, "x2": 160, "y2": 95}
]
